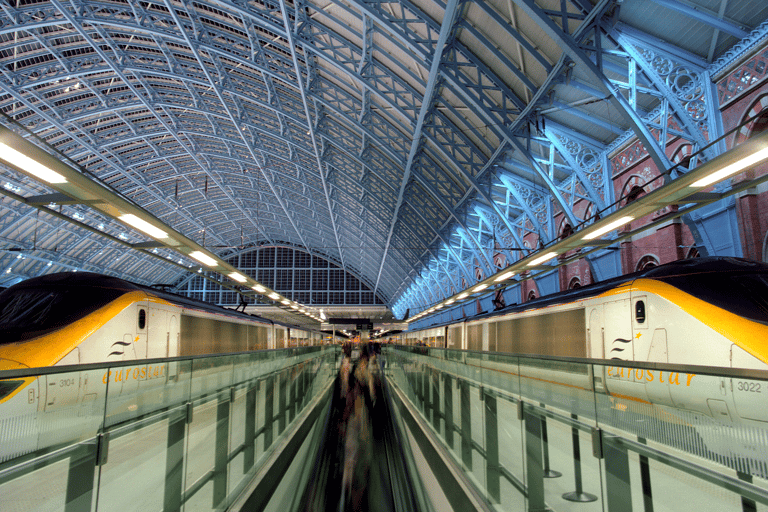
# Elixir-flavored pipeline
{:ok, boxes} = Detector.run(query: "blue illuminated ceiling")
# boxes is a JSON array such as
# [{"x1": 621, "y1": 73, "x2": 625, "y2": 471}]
[{"x1": 0, "y1": 0, "x2": 765, "y2": 317}]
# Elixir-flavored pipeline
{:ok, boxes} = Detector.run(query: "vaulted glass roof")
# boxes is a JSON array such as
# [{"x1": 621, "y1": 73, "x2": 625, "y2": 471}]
[{"x1": 0, "y1": 0, "x2": 766, "y2": 319}]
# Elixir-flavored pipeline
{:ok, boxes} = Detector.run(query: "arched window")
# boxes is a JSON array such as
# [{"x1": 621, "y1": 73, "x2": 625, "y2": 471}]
[
  {"x1": 636, "y1": 255, "x2": 659, "y2": 271},
  {"x1": 560, "y1": 223, "x2": 574, "y2": 240},
  {"x1": 569, "y1": 277, "x2": 581, "y2": 289},
  {"x1": 686, "y1": 247, "x2": 700, "y2": 259},
  {"x1": 625, "y1": 185, "x2": 645, "y2": 204},
  {"x1": 527, "y1": 290, "x2": 537, "y2": 301}
]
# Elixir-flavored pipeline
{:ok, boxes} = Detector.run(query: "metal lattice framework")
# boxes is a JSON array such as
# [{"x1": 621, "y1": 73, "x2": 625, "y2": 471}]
[{"x1": 0, "y1": 0, "x2": 765, "y2": 318}]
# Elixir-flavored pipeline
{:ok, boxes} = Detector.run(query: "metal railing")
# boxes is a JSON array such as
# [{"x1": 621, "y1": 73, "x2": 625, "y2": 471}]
[
  {"x1": 0, "y1": 345, "x2": 338, "y2": 512},
  {"x1": 384, "y1": 345, "x2": 768, "y2": 512}
]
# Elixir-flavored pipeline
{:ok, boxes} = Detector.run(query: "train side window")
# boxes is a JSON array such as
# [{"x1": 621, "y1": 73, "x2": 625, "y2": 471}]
[
  {"x1": 635, "y1": 300, "x2": 646, "y2": 324},
  {"x1": 138, "y1": 309, "x2": 146, "y2": 330}
]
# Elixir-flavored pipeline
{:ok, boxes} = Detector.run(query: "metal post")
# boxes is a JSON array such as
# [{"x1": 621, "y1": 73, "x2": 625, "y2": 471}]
[
  {"x1": 264, "y1": 375, "x2": 274, "y2": 449},
  {"x1": 541, "y1": 416, "x2": 561, "y2": 478},
  {"x1": 603, "y1": 435, "x2": 633, "y2": 512},
  {"x1": 278, "y1": 370, "x2": 287, "y2": 434},
  {"x1": 213, "y1": 391, "x2": 231, "y2": 508},
  {"x1": 562, "y1": 418, "x2": 597, "y2": 502},
  {"x1": 64, "y1": 439, "x2": 98, "y2": 512},
  {"x1": 738, "y1": 472, "x2": 757, "y2": 512},
  {"x1": 444, "y1": 374, "x2": 454, "y2": 448},
  {"x1": 484, "y1": 392, "x2": 500, "y2": 503},
  {"x1": 289, "y1": 367, "x2": 297, "y2": 423},
  {"x1": 432, "y1": 370, "x2": 441, "y2": 430},
  {"x1": 244, "y1": 385, "x2": 257, "y2": 472},
  {"x1": 460, "y1": 380, "x2": 472, "y2": 470},
  {"x1": 163, "y1": 408, "x2": 187, "y2": 512},
  {"x1": 524, "y1": 409, "x2": 546, "y2": 512}
]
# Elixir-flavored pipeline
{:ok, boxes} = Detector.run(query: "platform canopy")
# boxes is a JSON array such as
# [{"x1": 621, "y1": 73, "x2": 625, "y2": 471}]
[{"x1": 0, "y1": 0, "x2": 766, "y2": 320}]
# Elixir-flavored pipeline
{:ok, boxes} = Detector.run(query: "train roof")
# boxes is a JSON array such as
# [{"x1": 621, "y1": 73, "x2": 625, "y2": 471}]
[{"x1": 0, "y1": 271, "x2": 302, "y2": 343}]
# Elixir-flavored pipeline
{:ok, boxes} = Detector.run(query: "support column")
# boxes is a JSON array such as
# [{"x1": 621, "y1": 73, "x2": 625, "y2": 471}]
[
  {"x1": 65, "y1": 439, "x2": 98, "y2": 512},
  {"x1": 244, "y1": 385, "x2": 257, "y2": 472},
  {"x1": 524, "y1": 410, "x2": 545, "y2": 512},
  {"x1": 432, "y1": 370, "x2": 441, "y2": 430},
  {"x1": 603, "y1": 436, "x2": 632, "y2": 512},
  {"x1": 164, "y1": 408, "x2": 187, "y2": 512},
  {"x1": 444, "y1": 374, "x2": 454, "y2": 448},
  {"x1": 213, "y1": 392, "x2": 231, "y2": 508},
  {"x1": 460, "y1": 380, "x2": 472, "y2": 470},
  {"x1": 264, "y1": 376, "x2": 274, "y2": 449},
  {"x1": 278, "y1": 371, "x2": 287, "y2": 434},
  {"x1": 484, "y1": 392, "x2": 500, "y2": 503}
]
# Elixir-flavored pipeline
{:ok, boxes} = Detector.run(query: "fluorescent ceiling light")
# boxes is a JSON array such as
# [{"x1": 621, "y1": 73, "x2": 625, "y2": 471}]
[
  {"x1": 118, "y1": 214, "x2": 168, "y2": 239},
  {"x1": 252, "y1": 284, "x2": 266, "y2": 293},
  {"x1": 0, "y1": 143, "x2": 67, "y2": 184},
  {"x1": 445, "y1": 299, "x2": 455, "y2": 305},
  {"x1": 495, "y1": 271, "x2": 516, "y2": 282},
  {"x1": 229, "y1": 272, "x2": 247, "y2": 283},
  {"x1": 435, "y1": 304, "x2": 443, "y2": 310},
  {"x1": 189, "y1": 250, "x2": 217, "y2": 267},
  {"x1": 582, "y1": 216, "x2": 634, "y2": 241},
  {"x1": 268, "y1": 292, "x2": 279, "y2": 300},
  {"x1": 281, "y1": 299, "x2": 290, "y2": 305},
  {"x1": 691, "y1": 146, "x2": 768, "y2": 187},
  {"x1": 528, "y1": 251, "x2": 558, "y2": 267},
  {"x1": 291, "y1": 304, "x2": 299, "y2": 309},
  {"x1": 457, "y1": 292, "x2": 468, "y2": 299},
  {"x1": 472, "y1": 284, "x2": 488, "y2": 292}
]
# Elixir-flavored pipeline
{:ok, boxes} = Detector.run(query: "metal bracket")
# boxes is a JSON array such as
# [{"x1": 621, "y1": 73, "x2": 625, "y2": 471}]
[
  {"x1": 591, "y1": 427, "x2": 603, "y2": 459},
  {"x1": 96, "y1": 432, "x2": 110, "y2": 466},
  {"x1": 517, "y1": 399, "x2": 524, "y2": 421},
  {"x1": 186, "y1": 402, "x2": 194, "y2": 424}
]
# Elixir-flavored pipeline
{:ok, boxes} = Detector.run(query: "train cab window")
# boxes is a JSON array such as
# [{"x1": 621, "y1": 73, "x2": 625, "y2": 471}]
[
  {"x1": 635, "y1": 300, "x2": 646, "y2": 323},
  {"x1": 138, "y1": 308, "x2": 146, "y2": 329}
]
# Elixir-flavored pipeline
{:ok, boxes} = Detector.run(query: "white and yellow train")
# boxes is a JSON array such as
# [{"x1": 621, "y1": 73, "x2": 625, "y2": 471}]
[
  {"x1": 399, "y1": 257, "x2": 768, "y2": 476},
  {"x1": 0, "y1": 271, "x2": 316, "y2": 401},
  {"x1": 402, "y1": 257, "x2": 768, "y2": 422}
]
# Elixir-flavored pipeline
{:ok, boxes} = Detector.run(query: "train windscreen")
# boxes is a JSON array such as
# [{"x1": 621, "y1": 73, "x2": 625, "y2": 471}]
[
  {"x1": 659, "y1": 272, "x2": 768, "y2": 325},
  {"x1": 0, "y1": 281, "x2": 127, "y2": 343}
]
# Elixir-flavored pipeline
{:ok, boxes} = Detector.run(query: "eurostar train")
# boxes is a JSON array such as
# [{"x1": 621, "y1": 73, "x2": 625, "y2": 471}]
[
  {"x1": 403, "y1": 257, "x2": 768, "y2": 368},
  {"x1": 400, "y1": 257, "x2": 768, "y2": 475},
  {"x1": 0, "y1": 271, "x2": 313, "y2": 402}
]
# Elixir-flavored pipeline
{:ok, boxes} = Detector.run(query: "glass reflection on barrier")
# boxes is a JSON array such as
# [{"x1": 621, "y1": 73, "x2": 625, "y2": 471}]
[
  {"x1": 384, "y1": 345, "x2": 768, "y2": 512},
  {"x1": 0, "y1": 345, "x2": 338, "y2": 512}
]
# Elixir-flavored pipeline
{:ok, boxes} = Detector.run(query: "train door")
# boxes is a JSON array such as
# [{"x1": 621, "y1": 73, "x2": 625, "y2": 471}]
[
  {"x1": 135, "y1": 302, "x2": 149, "y2": 359},
  {"x1": 603, "y1": 298, "x2": 649, "y2": 403},
  {"x1": 588, "y1": 307, "x2": 606, "y2": 395},
  {"x1": 44, "y1": 348, "x2": 80, "y2": 411},
  {"x1": 146, "y1": 306, "x2": 167, "y2": 359},
  {"x1": 588, "y1": 307, "x2": 604, "y2": 359},
  {"x1": 167, "y1": 315, "x2": 179, "y2": 357}
]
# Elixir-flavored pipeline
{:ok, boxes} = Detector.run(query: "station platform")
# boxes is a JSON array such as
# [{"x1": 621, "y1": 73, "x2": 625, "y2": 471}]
[{"x1": 1, "y1": 345, "x2": 768, "y2": 511}]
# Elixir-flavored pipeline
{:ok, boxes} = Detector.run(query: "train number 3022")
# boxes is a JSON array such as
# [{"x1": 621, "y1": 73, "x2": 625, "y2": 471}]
[{"x1": 737, "y1": 381, "x2": 762, "y2": 393}]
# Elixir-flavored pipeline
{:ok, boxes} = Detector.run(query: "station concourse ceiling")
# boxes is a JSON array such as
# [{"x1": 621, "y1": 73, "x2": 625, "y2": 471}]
[{"x1": 0, "y1": 0, "x2": 766, "y2": 322}]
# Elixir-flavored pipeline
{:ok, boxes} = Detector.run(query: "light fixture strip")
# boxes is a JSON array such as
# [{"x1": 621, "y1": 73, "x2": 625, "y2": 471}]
[
  {"x1": 189, "y1": 250, "x2": 217, "y2": 267},
  {"x1": 228, "y1": 272, "x2": 247, "y2": 283},
  {"x1": 0, "y1": 142, "x2": 67, "y2": 184},
  {"x1": 118, "y1": 213, "x2": 168, "y2": 239},
  {"x1": 691, "y1": 146, "x2": 768, "y2": 188},
  {"x1": 581, "y1": 216, "x2": 634, "y2": 241},
  {"x1": 528, "y1": 251, "x2": 558, "y2": 267}
]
